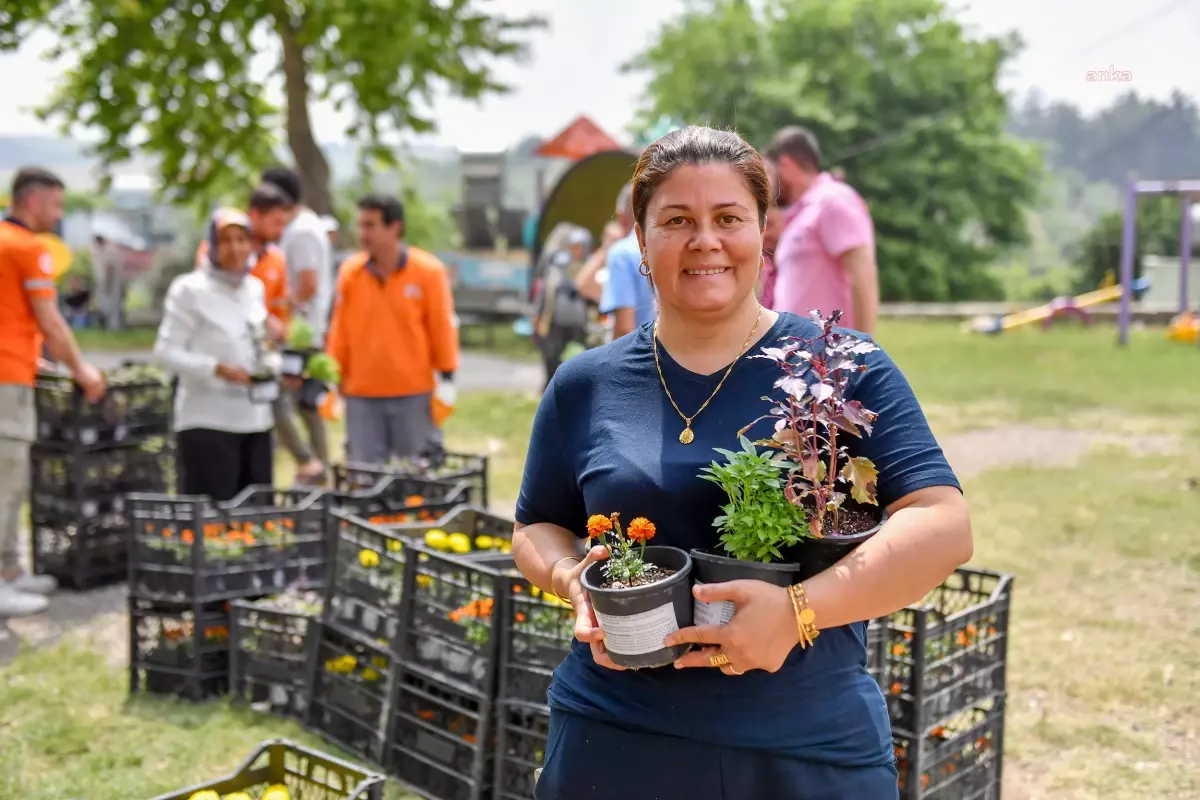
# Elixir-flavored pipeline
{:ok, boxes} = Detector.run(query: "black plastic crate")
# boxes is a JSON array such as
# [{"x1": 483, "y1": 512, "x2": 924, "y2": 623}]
[
  {"x1": 331, "y1": 472, "x2": 474, "y2": 526},
  {"x1": 35, "y1": 366, "x2": 171, "y2": 446},
  {"x1": 388, "y1": 664, "x2": 496, "y2": 800},
  {"x1": 876, "y1": 569, "x2": 1011, "y2": 737},
  {"x1": 499, "y1": 574, "x2": 574, "y2": 706},
  {"x1": 335, "y1": 449, "x2": 490, "y2": 507},
  {"x1": 230, "y1": 591, "x2": 323, "y2": 718},
  {"x1": 30, "y1": 437, "x2": 172, "y2": 512},
  {"x1": 322, "y1": 512, "x2": 411, "y2": 644},
  {"x1": 493, "y1": 701, "x2": 549, "y2": 800},
  {"x1": 305, "y1": 622, "x2": 397, "y2": 766},
  {"x1": 389, "y1": 505, "x2": 515, "y2": 557},
  {"x1": 30, "y1": 514, "x2": 135, "y2": 591},
  {"x1": 147, "y1": 737, "x2": 386, "y2": 799},
  {"x1": 895, "y1": 697, "x2": 1005, "y2": 800},
  {"x1": 128, "y1": 490, "x2": 326, "y2": 603},
  {"x1": 396, "y1": 542, "x2": 512, "y2": 697},
  {"x1": 28, "y1": 437, "x2": 173, "y2": 590},
  {"x1": 128, "y1": 596, "x2": 230, "y2": 701}
]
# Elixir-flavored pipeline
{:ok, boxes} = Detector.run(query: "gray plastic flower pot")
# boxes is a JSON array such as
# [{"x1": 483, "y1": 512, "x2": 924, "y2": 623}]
[{"x1": 581, "y1": 545, "x2": 694, "y2": 669}]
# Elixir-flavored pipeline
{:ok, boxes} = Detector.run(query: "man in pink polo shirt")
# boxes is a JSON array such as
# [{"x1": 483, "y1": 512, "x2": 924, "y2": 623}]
[{"x1": 766, "y1": 126, "x2": 879, "y2": 334}]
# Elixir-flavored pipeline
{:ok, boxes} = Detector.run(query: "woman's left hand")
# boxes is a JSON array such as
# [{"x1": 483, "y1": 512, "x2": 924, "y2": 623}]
[{"x1": 664, "y1": 580, "x2": 799, "y2": 675}]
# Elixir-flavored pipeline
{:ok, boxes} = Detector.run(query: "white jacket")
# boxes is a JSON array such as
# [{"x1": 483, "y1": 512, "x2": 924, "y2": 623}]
[{"x1": 154, "y1": 269, "x2": 280, "y2": 433}]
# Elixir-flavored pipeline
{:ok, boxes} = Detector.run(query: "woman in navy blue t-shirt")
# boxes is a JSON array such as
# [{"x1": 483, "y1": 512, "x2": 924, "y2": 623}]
[{"x1": 512, "y1": 126, "x2": 972, "y2": 800}]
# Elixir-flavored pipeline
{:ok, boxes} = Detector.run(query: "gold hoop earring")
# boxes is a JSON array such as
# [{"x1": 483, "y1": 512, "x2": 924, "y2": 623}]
[
  {"x1": 638, "y1": 258, "x2": 651, "y2": 278},
  {"x1": 759, "y1": 255, "x2": 766, "y2": 271}
]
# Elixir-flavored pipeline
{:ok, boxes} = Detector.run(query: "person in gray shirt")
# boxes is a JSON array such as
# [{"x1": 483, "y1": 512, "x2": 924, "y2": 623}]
[{"x1": 262, "y1": 166, "x2": 334, "y2": 483}]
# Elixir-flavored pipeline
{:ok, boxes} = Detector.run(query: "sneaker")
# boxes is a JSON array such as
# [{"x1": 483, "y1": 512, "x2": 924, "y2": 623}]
[
  {"x1": 3, "y1": 573, "x2": 58, "y2": 596},
  {"x1": 0, "y1": 585, "x2": 48, "y2": 618}
]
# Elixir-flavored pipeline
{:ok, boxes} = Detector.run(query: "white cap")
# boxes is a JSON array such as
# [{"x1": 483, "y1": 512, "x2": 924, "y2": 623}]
[{"x1": 320, "y1": 214, "x2": 339, "y2": 233}]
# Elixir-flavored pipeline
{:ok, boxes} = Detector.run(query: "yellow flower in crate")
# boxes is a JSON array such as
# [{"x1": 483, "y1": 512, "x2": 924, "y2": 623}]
[
  {"x1": 362, "y1": 667, "x2": 379, "y2": 681},
  {"x1": 475, "y1": 535, "x2": 493, "y2": 550},
  {"x1": 416, "y1": 574, "x2": 433, "y2": 589},
  {"x1": 188, "y1": 792, "x2": 219, "y2": 800},
  {"x1": 530, "y1": 586, "x2": 542, "y2": 598},
  {"x1": 371, "y1": 655, "x2": 388, "y2": 669},
  {"x1": 447, "y1": 533, "x2": 471, "y2": 554},
  {"x1": 424, "y1": 529, "x2": 448, "y2": 549},
  {"x1": 387, "y1": 538, "x2": 403, "y2": 553},
  {"x1": 359, "y1": 549, "x2": 380, "y2": 568},
  {"x1": 224, "y1": 794, "x2": 252, "y2": 800},
  {"x1": 261, "y1": 786, "x2": 291, "y2": 800}
]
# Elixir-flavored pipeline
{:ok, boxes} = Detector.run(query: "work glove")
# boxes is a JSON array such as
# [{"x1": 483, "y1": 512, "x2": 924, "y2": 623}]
[{"x1": 432, "y1": 374, "x2": 456, "y2": 426}]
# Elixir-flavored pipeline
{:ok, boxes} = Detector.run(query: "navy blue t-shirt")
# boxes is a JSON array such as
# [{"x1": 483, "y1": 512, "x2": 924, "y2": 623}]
[{"x1": 515, "y1": 312, "x2": 961, "y2": 767}]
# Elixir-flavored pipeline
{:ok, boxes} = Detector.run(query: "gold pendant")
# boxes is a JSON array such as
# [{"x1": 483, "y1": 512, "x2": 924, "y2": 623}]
[{"x1": 679, "y1": 426, "x2": 695, "y2": 445}]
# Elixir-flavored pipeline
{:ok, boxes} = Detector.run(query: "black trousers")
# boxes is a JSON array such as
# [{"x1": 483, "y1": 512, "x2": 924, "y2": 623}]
[{"x1": 177, "y1": 428, "x2": 273, "y2": 502}]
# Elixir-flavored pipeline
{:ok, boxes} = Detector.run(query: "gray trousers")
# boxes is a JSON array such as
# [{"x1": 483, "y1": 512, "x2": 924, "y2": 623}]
[
  {"x1": 0, "y1": 385, "x2": 35, "y2": 573},
  {"x1": 273, "y1": 384, "x2": 329, "y2": 465},
  {"x1": 345, "y1": 394, "x2": 436, "y2": 465}
]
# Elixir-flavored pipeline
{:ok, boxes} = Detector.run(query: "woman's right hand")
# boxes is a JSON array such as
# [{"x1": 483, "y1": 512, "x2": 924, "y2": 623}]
[
  {"x1": 215, "y1": 363, "x2": 252, "y2": 385},
  {"x1": 558, "y1": 545, "x2": 626, "y2": 671}
]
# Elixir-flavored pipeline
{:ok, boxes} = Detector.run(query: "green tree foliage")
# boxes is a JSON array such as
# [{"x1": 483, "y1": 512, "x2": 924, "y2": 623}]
[
  {"x1": 1011, "y1": 90, "x2": 1200, "y2": 185},
  {"x1": 1070, "y1": 196, "x2": 1192, "y2": 293},
  {"x1": 4, "y1": 1, "x2": 543, "y2": 214},
  {"x1": 623, "y1": 0, "x2": 1042, "y2": 301}
]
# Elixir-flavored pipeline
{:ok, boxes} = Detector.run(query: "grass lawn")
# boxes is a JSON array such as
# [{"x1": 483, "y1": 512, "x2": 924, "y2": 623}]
[{"x1": 3, "y1": 319, "x2": 1198, "y2": 798}]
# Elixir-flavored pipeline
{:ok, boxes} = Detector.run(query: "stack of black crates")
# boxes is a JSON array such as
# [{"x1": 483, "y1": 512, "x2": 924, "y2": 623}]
[
  {"x1": 302, "y1": 504, "x2": 515, "y2": 800},
  {"x1": 869, "y1": 569, "x2": 1012, "y2": 800},
  {"x1": 126, "y1": 487, "x2": 329, "y2": 701},
  {"x1": 30, "y1": 367, "x2": 174, "y2": 589}
]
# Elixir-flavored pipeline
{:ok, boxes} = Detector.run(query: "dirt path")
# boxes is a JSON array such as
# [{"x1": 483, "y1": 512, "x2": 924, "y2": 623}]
[{"x1": 1, "y1": 422, "x2": 1178, "y2": 668}]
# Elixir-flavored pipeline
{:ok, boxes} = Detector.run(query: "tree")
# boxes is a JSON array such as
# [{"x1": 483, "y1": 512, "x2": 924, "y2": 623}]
[
  {"x1": 1, "y1": 1, "x2": 543, "y2": 214},
  {"x1": 623, "y1": 0, "x2": 1042, "y2": 301},
  {"x1": 1070, "y1": 196, "x2": 1191, "y2": 293},
  {"x1": 1010, "y1": 90, "x2": 1200, "y2": 186}
]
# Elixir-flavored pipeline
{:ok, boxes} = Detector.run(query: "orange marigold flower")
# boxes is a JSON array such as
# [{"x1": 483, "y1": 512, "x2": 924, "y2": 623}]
[
  {"x1": 405, "y1": 495, "x2": 425, "y2": 507},
  {"x1": 586, "y1": 514, "x2": 612, "y2": 540},
  {"x1": 626, "y1": 517, "x2": 656, "y2": 543}
]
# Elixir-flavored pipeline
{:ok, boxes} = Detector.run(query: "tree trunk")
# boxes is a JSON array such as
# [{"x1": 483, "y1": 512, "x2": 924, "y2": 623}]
[{"x1": 277, "y1": 16, "x2": 333, "y2": 215}]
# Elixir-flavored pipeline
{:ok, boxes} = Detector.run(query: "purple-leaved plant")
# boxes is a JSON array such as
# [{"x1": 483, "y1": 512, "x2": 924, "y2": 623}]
[{"x1": 739, "y1": 310, "x2": 882, "y2": 538}]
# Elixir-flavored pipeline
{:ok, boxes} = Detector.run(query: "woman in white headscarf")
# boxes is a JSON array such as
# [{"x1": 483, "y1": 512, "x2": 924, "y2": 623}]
[{"x1": 154, "y1": 208, "x2": 280, "y2": 501}]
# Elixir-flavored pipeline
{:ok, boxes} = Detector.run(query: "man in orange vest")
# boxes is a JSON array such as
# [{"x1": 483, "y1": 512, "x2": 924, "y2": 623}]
[
  {"x1": 0, "y1": 167, "x2": 106, "y2": 618},
  {"x1": 326, "y1": 194, "x2": 459, "y2": 464}
]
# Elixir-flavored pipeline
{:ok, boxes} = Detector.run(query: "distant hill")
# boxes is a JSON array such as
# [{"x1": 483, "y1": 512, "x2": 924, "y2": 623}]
[{"x1": 0, "y1": 134, "x2": 464, "y2": 197}]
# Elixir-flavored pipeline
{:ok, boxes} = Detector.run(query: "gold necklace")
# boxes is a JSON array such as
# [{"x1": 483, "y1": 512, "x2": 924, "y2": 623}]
[{"x1": 653, "y1": 306, "x2": 764, "y2": 445}]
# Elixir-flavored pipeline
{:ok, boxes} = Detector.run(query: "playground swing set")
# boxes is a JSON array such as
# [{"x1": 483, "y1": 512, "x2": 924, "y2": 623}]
[{"x1": 970, "y1": 180, "x2": 1198, "y2": 345}]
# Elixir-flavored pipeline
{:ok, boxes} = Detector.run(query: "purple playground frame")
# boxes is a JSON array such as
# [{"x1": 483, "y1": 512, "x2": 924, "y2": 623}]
[{"x1": 1117, "y1": 180, "x2": 1198, "y2": 345}]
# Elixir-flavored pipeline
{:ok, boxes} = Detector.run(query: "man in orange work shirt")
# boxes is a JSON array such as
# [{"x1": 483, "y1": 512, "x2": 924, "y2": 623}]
[
  {"x1": 0, "y1": 167, "x2": 106, "y2": 618},
  {"x1": 326, "y1": 194, "x2": 459, "y2": 464}
]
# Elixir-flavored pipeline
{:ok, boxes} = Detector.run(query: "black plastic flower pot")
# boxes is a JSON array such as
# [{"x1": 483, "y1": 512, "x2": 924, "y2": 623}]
[
  {"x1": 793, "y1": 510, "x2": 888, "y2": 581},
  {"x1": 690, "y1": 549, "x2": 799, "y2": 626},
  {"x1": 297, "y1": 378, "x2": 329, "y2": 411},
  {"x1": 580, "y1": 545, "x2": 694, "y2": 669},
  {"x1": 279, "y1": 349, "x2": 311, "y2": 378}
]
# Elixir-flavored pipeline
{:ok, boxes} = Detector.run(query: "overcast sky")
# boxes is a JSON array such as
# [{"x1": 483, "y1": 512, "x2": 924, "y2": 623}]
[{"x1": 0, "y1": 0, "x2": 1196, "y2": 151}]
